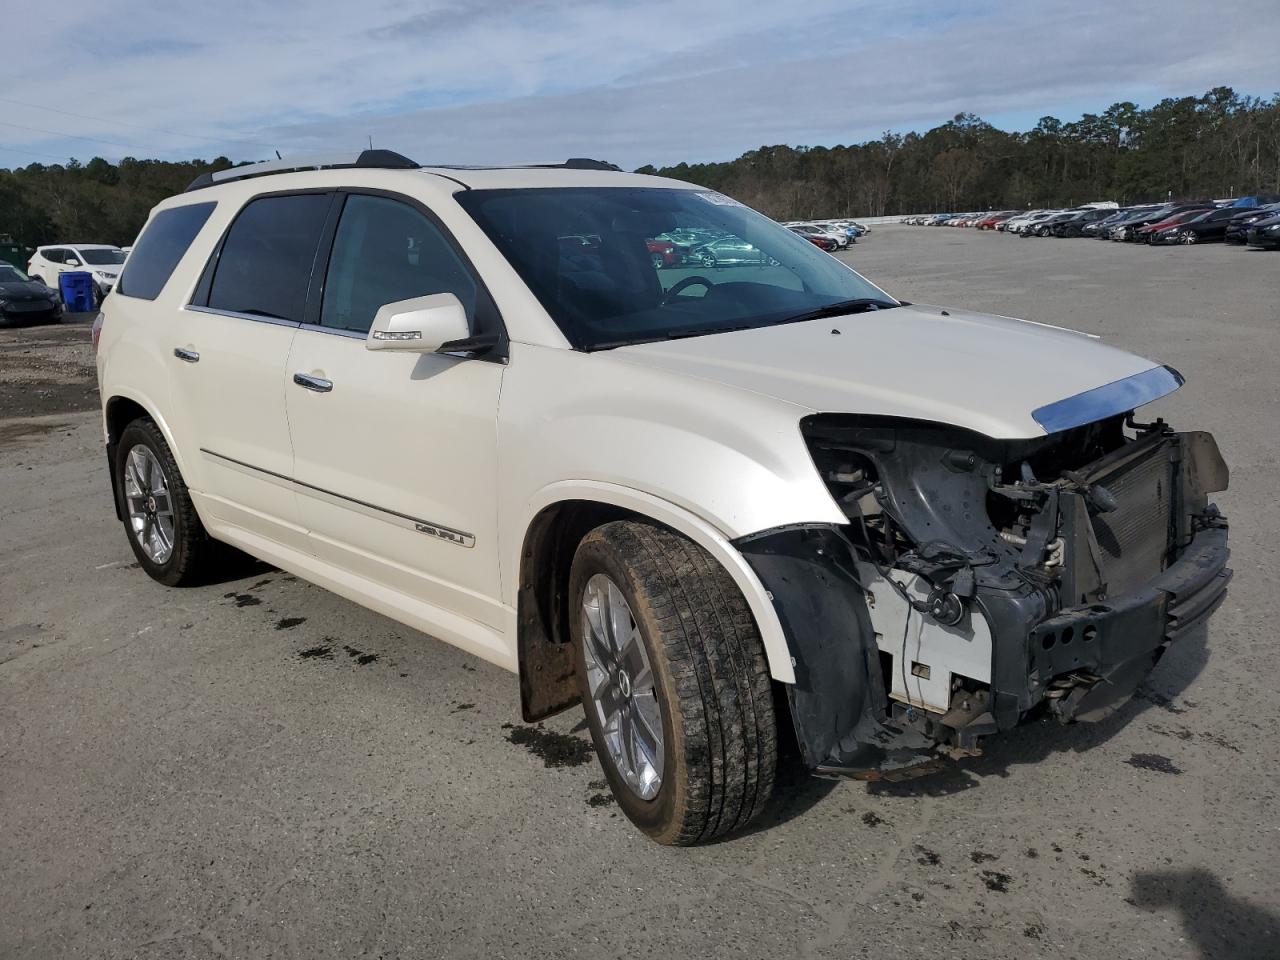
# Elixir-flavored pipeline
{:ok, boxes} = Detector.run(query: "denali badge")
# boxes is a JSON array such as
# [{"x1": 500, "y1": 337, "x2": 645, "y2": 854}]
[{"x1": 415, "y1": 522, "x2": 475, "y2": 548}]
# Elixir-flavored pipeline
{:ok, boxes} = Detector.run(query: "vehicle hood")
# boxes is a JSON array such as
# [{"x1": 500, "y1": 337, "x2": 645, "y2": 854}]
[
  {"x1": 0, "y1": 279, "x2": 56, "y2": 299},
  {"x1": 612, "y1": 304, "x2": 1172, "y2": 439}
]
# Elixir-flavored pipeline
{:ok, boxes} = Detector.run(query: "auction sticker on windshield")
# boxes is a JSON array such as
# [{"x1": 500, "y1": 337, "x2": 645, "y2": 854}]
[{"x1": 697, "y1": 191, "x2": 743, "y2": 206}]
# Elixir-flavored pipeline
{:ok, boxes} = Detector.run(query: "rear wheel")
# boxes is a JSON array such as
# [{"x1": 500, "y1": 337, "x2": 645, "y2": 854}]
[
  {"x1": 115, "y1": 418, "x2": 217, "y2": 586},
  {"x1": 570, "y1": 520, "x2": 777, "y2": 845}
]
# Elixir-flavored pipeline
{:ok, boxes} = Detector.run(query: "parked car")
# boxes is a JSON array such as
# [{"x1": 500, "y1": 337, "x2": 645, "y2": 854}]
[
  {"x1": 1014, "y1": 211, "x2": 1065, "y2": 236},
  {"x1": 1081, "y1": 208, "x2": 1139, "y2": 237},
  {"x1": 997, "y1": 211, "x2": 1041, "y2": 232},
  {"x1": 1246, "y1": 211, "x2": 1280, "y2": 248},
  {"x1": 977, "y1": 211, "x2": 1018, "y2": 230},
  {"x1": 646, "y1": 238, "x2": 682, "y2": 268},
  {"x1": 1052, "y1": 209, "x2": 1115, "y2": 237},
  {"x1": 27, "y1": 243, "x2": 127, "y2": 301},
  {"x1": 691, "y1": 235, "x2": 777, "y2": 267},
  {"x1": 1003, "y1": 211, "x2": 1055, "y2": 234},
  {"x1": 95, "y1": 151, "x2": 1232, "y2": 845},
  {"x1": 1026, "y1": 211, "x2": 1078, "y2": 237},
  {"x1": 1225, "y1": 204, "x2": 1280, "y2": 244},
  {"x1": 788, "y1": 223, "x2": 848, "y2": 249},
  {"x1": 0, "y1": 262, "x2": 63, "y2": 326},
  {"x1": 1148, "y1": 206, "x2": 1239, "y2": 245},
  {"x1": 1101, "y1": 205, "x2": 1165, "y2": 240},
  {"x1": 1113, "y1": 204, "x2": 1206, "y2": 241},
  {"x1": 1135, "y1": 207, "x2": 1215, "y2": 243},
  {"x1": 799, "y1": 233, "x2": 838, "y2": 251}
]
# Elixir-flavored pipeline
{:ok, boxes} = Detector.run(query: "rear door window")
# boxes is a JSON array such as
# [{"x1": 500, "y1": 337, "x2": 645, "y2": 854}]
[
  {"x1": 207, "y1": 193, "x2": 331, "y2": 323},
  {"x1": 117, "y1": 202, "x2": 216, "y2": 300}
]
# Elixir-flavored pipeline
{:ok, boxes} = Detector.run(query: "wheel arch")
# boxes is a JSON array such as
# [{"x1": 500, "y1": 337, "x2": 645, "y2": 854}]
[
  {"x1": 514, "y1": 481, "x2": 795, "y2": 722},
  {"x1": 103, "y1": 391, "x2": 187, "y2": 521}
]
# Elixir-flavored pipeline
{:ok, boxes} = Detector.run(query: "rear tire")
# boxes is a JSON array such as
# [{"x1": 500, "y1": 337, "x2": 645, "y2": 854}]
[
  {"x1": 569, "y1": 520, "x2": 777, "y2": 845},
  {"x1": 114, "y1": 418, "x2": 217, "y2": 586}
]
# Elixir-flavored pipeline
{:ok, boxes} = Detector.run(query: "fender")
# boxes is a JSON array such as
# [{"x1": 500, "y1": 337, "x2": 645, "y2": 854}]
[
  {"x1": 101, "y1": 387, "x2": 194, "y2": 521},
  {"x1": 517, "y1": 479, "x2": 797, "y2": 686}
]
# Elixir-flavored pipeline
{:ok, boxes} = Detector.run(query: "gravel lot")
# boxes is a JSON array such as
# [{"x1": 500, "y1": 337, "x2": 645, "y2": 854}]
[{"x1": 2, "y1": 228, "x2": 1277, "y2": 959}]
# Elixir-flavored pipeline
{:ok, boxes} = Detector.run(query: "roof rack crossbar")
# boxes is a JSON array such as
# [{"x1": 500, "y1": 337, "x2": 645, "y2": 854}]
[{"x1": 185, "y1": 149, "x2": 418, "y2": 192}]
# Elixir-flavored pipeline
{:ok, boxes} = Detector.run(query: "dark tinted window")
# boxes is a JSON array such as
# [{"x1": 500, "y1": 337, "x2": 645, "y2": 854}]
[
  {"x1": 118, "y1": 202, "x2": 216, "y2": 300},
  {"x1": 319, "y1": 194, "x2": 477, "y2": 334},
  {"x1": 80, "y1": 248, "x2": 127, "y2": 266},
  {"x1": 208, "y1": 194, "x2": 330, "y2": 323},
  {"x1": 42, "y1": 248, "x2": 65, "y2": 264},
  {"x1": 457, "y1": 187, "x2": 892, "y2": 350}
]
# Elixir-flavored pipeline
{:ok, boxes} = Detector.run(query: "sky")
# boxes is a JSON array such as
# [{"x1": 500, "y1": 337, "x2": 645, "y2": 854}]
[{"x1": 0, "y1": 0, "x2": 1274, "y2": 172}]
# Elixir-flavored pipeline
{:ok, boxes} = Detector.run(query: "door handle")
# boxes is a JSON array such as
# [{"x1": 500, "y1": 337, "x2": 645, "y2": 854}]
[
  {"x1": 293, "y1": 372, "x2": 333, "y2": 393},
  {"x1": 174, "y1": 347, "x2": 200, "y2": 363}
]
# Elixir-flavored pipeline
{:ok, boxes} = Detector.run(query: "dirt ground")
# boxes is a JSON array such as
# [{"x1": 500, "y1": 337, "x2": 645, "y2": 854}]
[
  {"x1": 0, "y1": 314, "x2": 98, "y2": 420},
  {"x1": 1, "y1": 231, "x2": 1278, "y2": 959}
]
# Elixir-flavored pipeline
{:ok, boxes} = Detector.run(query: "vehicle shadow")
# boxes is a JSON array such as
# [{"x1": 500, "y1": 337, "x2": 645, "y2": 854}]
[
  {"x1": 866, "y1": 621, "x2": 1211, "y2": 798},
  {"x1": 1130, "y1": 867, "x2": 1280, "y2": 959},
  {"x1": 197, "y1": 548, "x2": 277, "y2": 587}
]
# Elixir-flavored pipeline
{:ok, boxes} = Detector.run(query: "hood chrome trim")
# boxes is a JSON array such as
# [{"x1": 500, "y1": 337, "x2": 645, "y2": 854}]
[{"x1": 1032, "y1": 365, "x2": 1184, "y2": 434}]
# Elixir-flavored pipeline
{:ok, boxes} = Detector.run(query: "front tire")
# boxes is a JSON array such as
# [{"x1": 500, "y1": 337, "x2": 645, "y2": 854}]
[
  {"x1": 114, "y1": 418, "x2": 217, "y2": 586},
  {"x1": 570, "y1": 520, "x2": 777, "y2": 845}
]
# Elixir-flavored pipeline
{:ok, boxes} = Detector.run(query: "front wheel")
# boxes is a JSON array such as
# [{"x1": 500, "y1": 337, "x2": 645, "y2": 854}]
[
  {"x1": 114, "y1": 418, "x2": 218, "y2": 586},
  {"x1": 570, "y1": 520, "x2": 777, "y2": 845}
]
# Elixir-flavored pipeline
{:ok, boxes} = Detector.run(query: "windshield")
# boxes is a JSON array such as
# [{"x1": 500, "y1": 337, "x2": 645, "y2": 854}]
[
  {"x1": 79, "y1": 248, "x2": 126, "y2": 266},
  {"x1": 0, "y1": 264, "x2": 29, "y2": 282},
  {"x1": 456, "y1": 187, "x2": 896, "y2": 350}
]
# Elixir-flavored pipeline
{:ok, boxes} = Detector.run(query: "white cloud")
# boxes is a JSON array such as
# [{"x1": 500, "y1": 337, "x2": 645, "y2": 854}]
[{"x1": 0, "y1": 0, "x2": 1274, "y2": 169}]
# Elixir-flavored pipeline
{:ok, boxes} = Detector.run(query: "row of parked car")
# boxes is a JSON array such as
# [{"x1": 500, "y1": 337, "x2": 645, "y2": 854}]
[
  {"x1": 901, "y1": 196, "x2": 1280, "y2": 247},
  {"x1": 782, "y1": 220, "x2": 871, "y2": 251},
  {"x1": 637, "y1": 218, "x2": 869, "y2": 270}
]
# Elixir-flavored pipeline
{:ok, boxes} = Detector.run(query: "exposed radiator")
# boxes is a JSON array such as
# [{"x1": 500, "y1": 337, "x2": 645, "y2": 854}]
[{"x1": 1089, "y1": 444, "x2": 1175, "y2": 595}]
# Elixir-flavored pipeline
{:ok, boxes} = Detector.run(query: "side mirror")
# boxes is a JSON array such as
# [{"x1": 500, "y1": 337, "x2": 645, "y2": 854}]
[
  {"x1": 366, "y1": 293, "x2": 470, "y2": 353},
  {"x1": 66, "y1": 257, "x2": 81, "y2": 267}
]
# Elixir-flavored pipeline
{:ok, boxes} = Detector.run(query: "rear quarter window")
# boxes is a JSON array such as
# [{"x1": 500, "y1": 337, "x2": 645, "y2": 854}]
[{"x1": 117, "y1": 202, "x2": 217, "y2": 301}]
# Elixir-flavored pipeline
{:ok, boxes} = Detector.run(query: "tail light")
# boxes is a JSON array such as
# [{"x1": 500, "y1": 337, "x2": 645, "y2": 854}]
[{"x1": 91, "y1": 311, "x2": 104, "y2": 352}]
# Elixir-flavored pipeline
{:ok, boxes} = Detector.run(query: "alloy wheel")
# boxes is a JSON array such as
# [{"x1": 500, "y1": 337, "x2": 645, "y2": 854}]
[
  {"x1": 581, "y1": 573, "x2": 664, "y2": 800},
  {"x1": 123, "y1": 444, "x2": 176, "y2": 564}
]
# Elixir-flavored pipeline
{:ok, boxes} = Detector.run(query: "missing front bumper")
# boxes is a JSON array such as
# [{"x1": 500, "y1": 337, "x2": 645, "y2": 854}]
[{"x1": 738, "y1": 422, "x2": 1231, "y2": 781}]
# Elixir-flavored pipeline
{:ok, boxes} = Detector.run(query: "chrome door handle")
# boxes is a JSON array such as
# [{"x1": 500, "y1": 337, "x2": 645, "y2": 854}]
[
  {"x1": 173, "y1": 347, "x2": 200, "y2": 363},
  {"x1": 293, "y1": 373, "x2": 333, "y2": 393}
]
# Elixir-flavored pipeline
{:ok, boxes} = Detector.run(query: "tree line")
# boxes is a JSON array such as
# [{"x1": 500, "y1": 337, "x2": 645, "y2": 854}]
[
  {"x1": 0, "y1": 156, "x2": 234, "y2": 251},
  {"x1": 637, "y1": 87, "x2": 1280, "y2": 221},
  {"x1": 1, "y1": 87, "x2": 1278, "y2": 249}
]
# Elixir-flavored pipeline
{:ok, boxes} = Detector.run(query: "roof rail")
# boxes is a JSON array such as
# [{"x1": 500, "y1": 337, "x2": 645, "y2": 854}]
[
  {"x1": 423, "y1": 158, "x2": 622, "y2": 172},
  {"x1": 185, "y1": 149, "x2": 418, "y2": 192},
  {"x1": 552, "y1": 158, "x2": 621, "y2": 171}
]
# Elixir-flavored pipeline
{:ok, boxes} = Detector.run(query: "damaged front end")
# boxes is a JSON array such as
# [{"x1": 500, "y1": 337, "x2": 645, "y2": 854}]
[{"x1": 737, "y1": 410, "x2": 1230, "y2": 781}]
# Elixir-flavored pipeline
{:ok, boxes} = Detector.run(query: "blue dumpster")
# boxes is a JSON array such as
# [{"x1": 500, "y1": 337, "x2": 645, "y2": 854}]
[{"x1": 59, "y1": 271, "x2": 96, "y2": 312}]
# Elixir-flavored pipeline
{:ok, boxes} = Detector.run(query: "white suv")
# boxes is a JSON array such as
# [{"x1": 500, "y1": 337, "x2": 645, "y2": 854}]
[
  {"x1": 28, "y1": 243, "x2": 127, "y2": 300},
  {"x1": 95, "y1": 151, "x2": 1231, "y2": 844}
]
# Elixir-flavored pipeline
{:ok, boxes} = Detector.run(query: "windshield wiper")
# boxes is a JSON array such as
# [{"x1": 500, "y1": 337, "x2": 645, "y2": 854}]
[
  {"x1": 776, "y1": 297, "x2": 899, "y2": 325},
  {"x1": 582, "y1": 299, "x2": 899, "y2": 351},
  {"x1": 663, "y1": 324, "x2": 753, "y2": 340}
]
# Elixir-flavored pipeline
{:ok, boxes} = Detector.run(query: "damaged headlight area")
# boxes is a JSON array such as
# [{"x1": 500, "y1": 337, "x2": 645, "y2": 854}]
[{"x1": 737, "y1": 413, "x2": 1231, "y2": 781}]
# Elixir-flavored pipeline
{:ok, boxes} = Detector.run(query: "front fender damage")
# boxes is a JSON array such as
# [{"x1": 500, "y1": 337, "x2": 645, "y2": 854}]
[
  {"x1": 736, "y1": 415, "x2": 1231, "y2": 782},
  {"x1": 736, "y1": 526, "x2": 946, "y2": 781}
]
